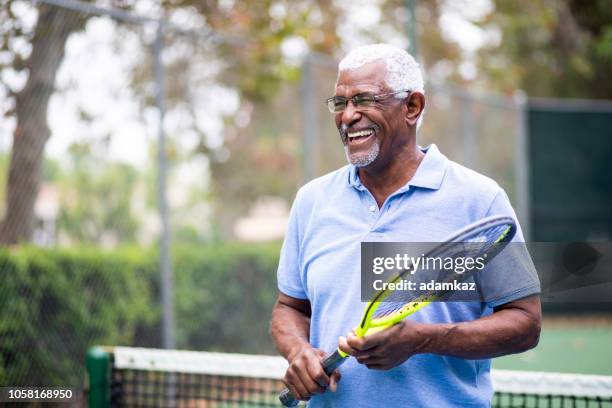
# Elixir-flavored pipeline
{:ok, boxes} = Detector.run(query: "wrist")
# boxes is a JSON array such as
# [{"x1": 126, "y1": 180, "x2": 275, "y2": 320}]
[
  {"x1": 416, "y1": 322, "x2": 455, "y2": 355},
  {"x1": 286, "y1": 340, "x2": 312, "y2": 363},
  {"x1": 401, "y1": 321, "x2": 447, "y2": 355}
]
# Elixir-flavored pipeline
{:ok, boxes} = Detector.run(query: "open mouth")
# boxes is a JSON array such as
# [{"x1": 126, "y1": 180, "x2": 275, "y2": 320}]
[{"x1": 347, "y1": 128, "x2": 375, "y2": 145}]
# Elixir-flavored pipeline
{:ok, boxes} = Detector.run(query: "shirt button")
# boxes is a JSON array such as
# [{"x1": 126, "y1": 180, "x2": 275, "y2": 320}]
[{"x1": 369, "y1": 205, "x2": 376, "y2": 212}]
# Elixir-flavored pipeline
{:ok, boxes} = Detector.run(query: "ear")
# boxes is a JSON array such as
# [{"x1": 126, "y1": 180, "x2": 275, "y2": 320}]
[{"x1": 404, "y1": 92, "x2": 425, "y2": 127}]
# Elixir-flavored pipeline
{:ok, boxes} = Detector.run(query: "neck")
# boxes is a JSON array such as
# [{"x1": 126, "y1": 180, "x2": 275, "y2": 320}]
[{"x1": 358, "y1": 143, "x2": 424, "y2": 208}]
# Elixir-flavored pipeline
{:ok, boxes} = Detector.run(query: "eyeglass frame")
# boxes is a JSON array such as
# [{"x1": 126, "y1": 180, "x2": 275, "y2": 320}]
[{"x1": 325, "y1": 89, "x2": 411, "y2": 113}]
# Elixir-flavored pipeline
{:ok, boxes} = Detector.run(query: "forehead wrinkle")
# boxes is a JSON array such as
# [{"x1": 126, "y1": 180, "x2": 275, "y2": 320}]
[
  {"x1": 336, "y1": 61, "x2": 387, "y2": 90},
  {"x1": 334, "y1": 82, "x2": 383, "y2": 97},
  {"x1": 334, "y1": 61, "x2": 389, "y2": 96}
]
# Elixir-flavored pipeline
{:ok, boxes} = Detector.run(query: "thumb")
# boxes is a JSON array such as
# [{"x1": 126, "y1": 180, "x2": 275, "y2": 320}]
[{"x1": 329, "y1": 370, "x2": 341, "y2": 392}]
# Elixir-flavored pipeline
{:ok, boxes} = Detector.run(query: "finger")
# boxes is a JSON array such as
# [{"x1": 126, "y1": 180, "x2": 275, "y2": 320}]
[
  {"x1": 338, "y1": 336, "x2": 359, "y2": 356},
  {"x1": 355, "y1": 330, "x2": 388, "y2": 350},
  {"x1": 300, "y1": 372, "x2": 323, "y2": 399},
  {"x1": 306, "y1": 356, "x2": 330, "y2": 389},
  {"x1": 346, "y1": 333, "x2": 376, "y2": 351},
  {"x1": 353, "y1": 343, "x2": 385, "y2": 358},
  {"x1": 284, "y1": 371, "x2": 310, "y2": 401},
  {"x1": 302, "y1": 372, "x2": 326, "y2": 396},
  {"x1": 286, "y1": 355, "x2": 325, "y2": 400},
  {"x1": 329, "y1": 370, "x2": 341, "y2": 392},
  {"x1": 355, "y1": 352, "x2": 388, "y2": 366},
  {"x1": 290, "y1": 355, "x2": 325, "y2": 396},
  {"x1": 354, "y1": 353, "x2": 374, "y2": 365},
  {"x1": 288, "y1": 382, "x2": 307, "y2": 401}
]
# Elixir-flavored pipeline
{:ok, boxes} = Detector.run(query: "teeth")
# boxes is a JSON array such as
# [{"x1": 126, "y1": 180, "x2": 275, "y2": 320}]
[{"x1": 347, "y1": 129, "x2": 374, "y2": 139}]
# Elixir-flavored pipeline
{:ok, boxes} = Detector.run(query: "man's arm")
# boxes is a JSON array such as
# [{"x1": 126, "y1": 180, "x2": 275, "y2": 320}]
[
  {"x1": 339, "y1": 295, "x2": 541, "y2": 370},
  {"x1": 270, "y1": 293, "x2": 340, "y2": 401},
  {"x1": 271, "y1": 293, "x2": 312, "y2": 361}
]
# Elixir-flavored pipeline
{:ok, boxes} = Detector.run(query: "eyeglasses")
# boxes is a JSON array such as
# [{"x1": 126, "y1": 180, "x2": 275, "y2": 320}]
[{"x1": 326, "y1": 90, "x2": 410, "y2": 113}]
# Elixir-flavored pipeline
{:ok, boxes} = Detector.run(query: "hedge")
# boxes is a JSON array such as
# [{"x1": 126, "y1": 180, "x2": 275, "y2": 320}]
[{"x1": 0, "y1": 242, "x2": 281, "y2": 387}]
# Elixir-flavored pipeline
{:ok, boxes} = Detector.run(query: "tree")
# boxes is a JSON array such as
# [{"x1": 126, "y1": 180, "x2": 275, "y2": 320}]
[
  {"x1": 0, "y1": 0, "x2": 342, "y2": 245},
  {"x1": 476, "y1": 0, "x2": 612, "y2": 98},
  {"x1": 0, "y1": 2, "x2": 88, "y2": 244}
]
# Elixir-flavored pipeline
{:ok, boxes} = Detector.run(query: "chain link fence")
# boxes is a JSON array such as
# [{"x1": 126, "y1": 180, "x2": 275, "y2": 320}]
[
  {"x1": 300, "y1": 54, "x2": 529, "y2": 233},
  {"x1": 0, "y1": 0, "x2": 529, "y2": 402},
  {"x1": 0, "y1": 0, "x2": 265, "y2": 398}
]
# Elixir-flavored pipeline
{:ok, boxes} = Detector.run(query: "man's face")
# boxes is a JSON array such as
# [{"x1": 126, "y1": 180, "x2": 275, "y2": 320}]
[{"x1": 334, "y1": 60, "x2": 406, "y2": 169}]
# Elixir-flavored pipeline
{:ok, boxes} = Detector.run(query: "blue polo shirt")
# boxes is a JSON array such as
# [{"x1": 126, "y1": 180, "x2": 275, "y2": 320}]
[{"x1": 277, "y1": 144, "x2": 540, "y2": 407}]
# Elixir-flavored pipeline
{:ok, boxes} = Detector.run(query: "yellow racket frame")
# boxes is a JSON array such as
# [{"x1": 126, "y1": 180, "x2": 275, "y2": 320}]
[{"x1": 338, "y1": 224, "x2": 512, "y2": 356}]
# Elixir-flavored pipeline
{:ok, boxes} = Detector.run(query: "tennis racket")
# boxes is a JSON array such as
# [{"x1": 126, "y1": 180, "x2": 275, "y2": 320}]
[{"x1": 279, "y1": 215, "x2": 517, "y2": 406}]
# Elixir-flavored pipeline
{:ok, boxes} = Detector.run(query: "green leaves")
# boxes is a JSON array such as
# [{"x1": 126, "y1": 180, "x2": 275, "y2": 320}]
[
  {"x1": 0, "y1": 242, "x2": 281, "y2": 386},
  {"x1": 478, "y1": 0, "x2": 612, "y2": 98}
]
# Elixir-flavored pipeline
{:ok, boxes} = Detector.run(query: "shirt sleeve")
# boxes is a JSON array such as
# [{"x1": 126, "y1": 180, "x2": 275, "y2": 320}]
[
  {"x1": 277, "y1": 189, "x2": 309, "y2": 299},
  {"x1": 477, "y1": 189, "x2": 541, "y2": 308}
]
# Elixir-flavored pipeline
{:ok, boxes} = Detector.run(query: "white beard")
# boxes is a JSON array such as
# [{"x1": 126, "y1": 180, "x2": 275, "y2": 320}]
[{"x1": 344, "y1": 139, "x2": 380, "y2": 167}]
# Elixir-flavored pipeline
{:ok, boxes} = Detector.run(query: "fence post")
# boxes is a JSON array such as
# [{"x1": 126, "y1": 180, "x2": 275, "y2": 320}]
[
  {"x1": 459, "y1": 88, "x2": 477, "y2": 168},
  {"x1": 154, "y1": 21, "x2": 175, "y2": 350},
  {"x1": 405, "y1": 0, "x2": 419, "y2": 58},
  {"x1": 514, "y1": 91, "x2": 530, "y2": 240},
  {"x1": 86, "y1": 347, "x2": 110, "y2": 408},
  {"x1": 301, "y1": 53, "x2": 317, "y2": 182}
]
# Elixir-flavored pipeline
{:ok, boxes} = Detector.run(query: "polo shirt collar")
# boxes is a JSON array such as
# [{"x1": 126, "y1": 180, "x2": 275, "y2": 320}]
[
  {"x1": 347, "y1": 143, "x2": 447, "y2": 191},
  {"x1": 408, "y1": 144, "x2": 447, "y2": 190}
]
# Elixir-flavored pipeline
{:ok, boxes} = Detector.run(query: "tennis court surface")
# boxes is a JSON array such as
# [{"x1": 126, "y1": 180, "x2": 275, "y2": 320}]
[{"x1": 87, "y1": 347, "x2": 612, "y2": 407}]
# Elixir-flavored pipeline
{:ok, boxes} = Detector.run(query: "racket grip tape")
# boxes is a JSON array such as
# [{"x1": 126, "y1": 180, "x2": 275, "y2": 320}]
[{"x1": 278, "y1": 349, "x2": 347, "y2": 407}]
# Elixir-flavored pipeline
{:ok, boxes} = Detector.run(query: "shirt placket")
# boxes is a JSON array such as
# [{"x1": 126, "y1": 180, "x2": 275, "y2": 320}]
[{"x1": 364, "y1": 187, "x2": 411, "y2": 236}]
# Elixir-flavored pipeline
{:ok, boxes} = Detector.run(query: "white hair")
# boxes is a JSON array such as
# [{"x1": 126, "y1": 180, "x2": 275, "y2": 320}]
[
  {"x1": 338, "y1": 44, "x2": 424, "y2": 95},
  {"x1": 338, "y1": 44, "x2": 425, "y2": 128}
]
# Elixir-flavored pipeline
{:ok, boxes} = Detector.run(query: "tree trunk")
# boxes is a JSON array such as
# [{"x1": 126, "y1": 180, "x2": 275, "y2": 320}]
[{"x1": 0, "y1": 4, "x2": 85, "y2": 245}]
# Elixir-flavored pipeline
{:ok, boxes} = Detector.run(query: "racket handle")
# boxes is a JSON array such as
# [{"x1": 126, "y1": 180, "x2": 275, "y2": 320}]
[
  {"x1": 279, "y1": 349, "x2": 347, "y2": 407},
  {"x1": 279, "y1": 388, "x2": 300, "y2": 407}
]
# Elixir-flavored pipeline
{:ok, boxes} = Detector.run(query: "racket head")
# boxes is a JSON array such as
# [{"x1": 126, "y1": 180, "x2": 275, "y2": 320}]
[{"x1": 355, "y1": 215, "x2": 517, "y2": 337}]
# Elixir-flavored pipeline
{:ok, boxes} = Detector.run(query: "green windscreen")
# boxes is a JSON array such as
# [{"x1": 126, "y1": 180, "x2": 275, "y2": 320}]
[{"x1": 528, "y1": 101, "x2": 612, "y2": 241}]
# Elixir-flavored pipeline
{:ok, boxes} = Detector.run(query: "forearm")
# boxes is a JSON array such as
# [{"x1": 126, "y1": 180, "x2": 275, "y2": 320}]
[
  {"x1": 271, "y1": 300, "x2": 312, "y2": 361},
  {"x1": 421, "y1": 300, "x2": 541, "y2": 359}
]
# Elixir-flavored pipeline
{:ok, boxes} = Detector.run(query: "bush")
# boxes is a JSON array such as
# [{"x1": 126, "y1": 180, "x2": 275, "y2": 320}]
[
  {"x1": 0, "y1": 242, "x2": 281, "y2": 387},
  {"x1": 173, "y1": 242, "x2": 281, "y2": 353}
]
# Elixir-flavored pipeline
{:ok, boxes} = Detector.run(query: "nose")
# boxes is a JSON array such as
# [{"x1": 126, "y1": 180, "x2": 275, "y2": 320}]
[{"x1": 338, "y1": 100, "x2": 362, "y2": 127}]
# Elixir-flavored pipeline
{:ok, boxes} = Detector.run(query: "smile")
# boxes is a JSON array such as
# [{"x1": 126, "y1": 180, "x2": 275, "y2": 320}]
[{"x1": 347, "y1": 129, "x2": 375, "y2": 145}]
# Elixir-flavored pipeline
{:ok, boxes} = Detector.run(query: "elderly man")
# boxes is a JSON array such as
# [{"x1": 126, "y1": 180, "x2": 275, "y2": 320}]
[{"x1": 270, "y1": 44, "x2": 541, "y2": 407}]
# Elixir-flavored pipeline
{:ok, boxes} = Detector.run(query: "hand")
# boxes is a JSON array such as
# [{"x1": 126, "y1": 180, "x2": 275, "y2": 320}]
[
  {"x1": 283, "y1": 347, "x2": 342, "y2": 401},
  {"x1": 338, "y1": 320, "x2": 432, "y2": 370}
]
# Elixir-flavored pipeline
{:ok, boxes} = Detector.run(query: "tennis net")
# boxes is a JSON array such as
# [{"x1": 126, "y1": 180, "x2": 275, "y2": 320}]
[{"x1": 86, "y1": 347, "x2": 612, "y2": 407}]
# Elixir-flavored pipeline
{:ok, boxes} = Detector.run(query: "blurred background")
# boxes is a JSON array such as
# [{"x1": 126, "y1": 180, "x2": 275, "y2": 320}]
[{"x1": 0, "y1": 0, "x2": 611, "y2": 398}]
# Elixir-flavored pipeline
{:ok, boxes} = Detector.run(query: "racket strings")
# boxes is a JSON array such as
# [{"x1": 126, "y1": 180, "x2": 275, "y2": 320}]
[{"x1": 369, "y1": 222, "x2": 514, "y2": 321}]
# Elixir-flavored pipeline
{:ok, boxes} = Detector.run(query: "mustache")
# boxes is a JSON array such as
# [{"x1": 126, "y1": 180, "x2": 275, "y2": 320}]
[
  {"x1": 340, "y1": 124, "x2": 349, "y2": 139},
  {"x1": 339, "y1": 124, "x2": 349, "y2": 143}
]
